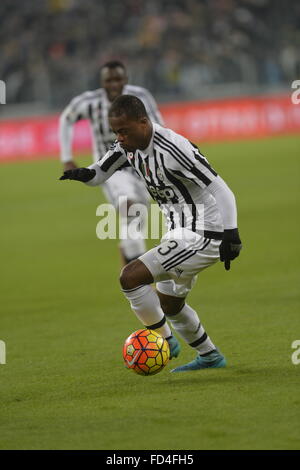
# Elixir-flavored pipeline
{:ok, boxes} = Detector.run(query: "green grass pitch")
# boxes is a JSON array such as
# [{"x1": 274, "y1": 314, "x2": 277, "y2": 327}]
[{"x1": 0, "y1": 135, "x2": 299, "y2": 450}]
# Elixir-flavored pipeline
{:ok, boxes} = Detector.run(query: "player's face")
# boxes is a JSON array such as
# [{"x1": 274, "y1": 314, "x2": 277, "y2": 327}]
[
  {"x1": 110, "y1": 114, "x2": 152, "y2": 152},
  {"x1": 101, "y1": 67, "x2": 127, "y2": 101}
]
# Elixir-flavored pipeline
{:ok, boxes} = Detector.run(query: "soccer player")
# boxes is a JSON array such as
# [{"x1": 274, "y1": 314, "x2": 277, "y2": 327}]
[
  {"x1": 60, "y1": 95, "x2": 242, "y2": 372},
  {"x1": 59, "y1": 61, "x2": 164, "y2": 265}
]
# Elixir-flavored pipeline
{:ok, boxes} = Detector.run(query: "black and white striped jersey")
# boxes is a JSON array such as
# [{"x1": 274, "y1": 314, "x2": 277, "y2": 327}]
[
  {"x1": 87, "y1": 123, "x2": 238, "y2": 235},
  {"x1": 59, "y1": 85, "x2": 164, "y2": 163}
]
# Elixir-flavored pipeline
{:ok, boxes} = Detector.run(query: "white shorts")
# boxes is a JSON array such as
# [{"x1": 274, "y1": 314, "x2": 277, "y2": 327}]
[
  {"x1": 101, "y1": 168, "x2": 150, "y2": 208},
  {"x1": 139, "y1": 228, "x2": 221, "y2": 298}
]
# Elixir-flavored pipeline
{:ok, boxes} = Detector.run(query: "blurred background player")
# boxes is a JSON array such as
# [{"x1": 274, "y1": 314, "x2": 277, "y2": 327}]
[{"x1": 59, "y1": 60, "x2": 164, "y2": 265}]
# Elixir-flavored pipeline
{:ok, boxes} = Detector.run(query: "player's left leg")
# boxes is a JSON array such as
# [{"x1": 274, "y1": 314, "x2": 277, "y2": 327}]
[{"x1": 156, "y1": 288, "x2": 226, "y2": 372}]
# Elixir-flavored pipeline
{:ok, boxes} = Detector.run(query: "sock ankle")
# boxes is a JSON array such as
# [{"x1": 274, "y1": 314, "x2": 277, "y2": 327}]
[{"x1": 166, "y1": 303, "x2": 216, "y2": 355}]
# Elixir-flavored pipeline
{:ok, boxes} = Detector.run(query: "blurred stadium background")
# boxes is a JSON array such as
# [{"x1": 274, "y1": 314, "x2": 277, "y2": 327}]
[
  {"x1": 1, "y1": 0, "x2": 300, "y2": 107},
  {"x1": 0, "y1": 0, "x2": 300, "y2": 451}
]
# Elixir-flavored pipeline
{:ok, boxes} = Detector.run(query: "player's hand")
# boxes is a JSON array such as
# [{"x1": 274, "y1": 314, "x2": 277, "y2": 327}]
[
  {"x1": 219, "y1": 228, "x2": 242, "y2": 271},
  {"x1": 59, "y1": 168, "x2": 96, "y2": 182},
  {"x1": 63, "y1": 161, "x2": 78, "y2": 171}
]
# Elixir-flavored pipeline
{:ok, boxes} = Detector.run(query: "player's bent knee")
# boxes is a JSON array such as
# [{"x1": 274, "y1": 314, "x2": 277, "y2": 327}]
[
  {"x1": 157, "y1": 292, "x2": 185, "y2": 316},
  {"x1": 119, "y1": 259, "x2": 154, "y2": 290}
]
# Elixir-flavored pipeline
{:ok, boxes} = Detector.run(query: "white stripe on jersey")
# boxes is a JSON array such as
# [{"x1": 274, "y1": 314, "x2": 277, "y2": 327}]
[
  {"x1": 88, "y1": 123, "x2": 228, "y2": 235},
  {"x1": 60, "y1": 85, "x2": 164, "y2": 163}
]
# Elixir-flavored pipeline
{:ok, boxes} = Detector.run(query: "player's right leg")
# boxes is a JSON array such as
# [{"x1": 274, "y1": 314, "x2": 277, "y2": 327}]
[{"x1": 119, "y1": 259, "x2": 180, "y2": 359}]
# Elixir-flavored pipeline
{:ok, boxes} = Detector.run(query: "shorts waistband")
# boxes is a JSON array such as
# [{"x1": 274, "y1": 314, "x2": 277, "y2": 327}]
[{"x1": 203, "y1": 230, "x2": 223, "y2": 240}]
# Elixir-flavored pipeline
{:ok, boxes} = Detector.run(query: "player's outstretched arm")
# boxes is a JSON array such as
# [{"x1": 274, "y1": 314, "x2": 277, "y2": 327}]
[
  {"x1": 59, "y1": 167, "x2": 96, "y2": 182},
  {"x1": 63, "y1": 161, "x2": 78, "y2": 171},
  {"x1": 59, "y1": 108, "x2": 77, "y2": 170},
  {"x1": 59, "y1": 92, "x2": 93, "y2": 169}
]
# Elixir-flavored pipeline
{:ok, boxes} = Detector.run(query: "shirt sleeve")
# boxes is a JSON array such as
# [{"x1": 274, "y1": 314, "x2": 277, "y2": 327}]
[
  {"x1": 59, "y1": 94, "x2": 93, "y2": 163},
  {"x1": 85, "y1": 143, "x2": 128, "y2": 186},
  {"x1": 206, "y1": 176, "x2": 238, "y2": 229},
  {"x1": 167, "y1": 138, "x2": 237, "y2": 229},
  {"x1": 167, "y1": 139, "x2": 219, "y2": 189}
]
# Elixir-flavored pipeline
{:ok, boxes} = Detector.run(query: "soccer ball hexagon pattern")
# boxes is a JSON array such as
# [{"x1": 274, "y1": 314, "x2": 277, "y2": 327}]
[{"x1": 123, "y1": 329, "x2": 170, "y2": 375}]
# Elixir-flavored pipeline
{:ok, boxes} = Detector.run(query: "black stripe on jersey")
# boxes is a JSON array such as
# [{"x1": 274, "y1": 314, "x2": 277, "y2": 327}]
[
  {"x1": 118, "y1": 161, "x2": 131, "y2": 170},
  {"x1": 98, "y1": 102, "x2": 104, "y2": 135},
  {"x1": 153, "y1": 137, "x2": 191, "y2": 171},
  {"x1": 159, "y1": 153, "x2": 197, "y2": 232},
  {"x1": 101, "y1": 151, "x2": 123, "y2": 172},
  {"x1": 154, "y1": 135, "x2": 213, "y2": 186},
  {"x1": 181, "y1": 209, "x2": 185, "y2": 227},
  {"x1": 163, "y1": 250, "x2": 197, "y2": 271},
  {"x1": 88, "y1": 103, "x2": 93, "y2": 120},
  {"x1": 156, "y1": 132, "x2": 216, "y2": 183},
  {"x1": 193, "y1": 151, "x2": 218, "y2": 177},
  {"x1": 155, "y1": 132, "x2": 193, "y2": 169},
  {"x1": 154, "y1": 135, "x2": 192, "y2": 170},
  {"x1": 189, "y1": 141, "x2": 218, "y2": 176},
  {"x1": 153, "y1": 148, "x2": 162, "y2": 184},
  {"x1": 137, "y1": 153, "x2": 152, "y2": 183},
  {"x1": 189, "y1": 166, "x2": 212, "y2": 186},
  {"x1": 171, "y1": 169, "x2": 202, "y2": 187},
  {"x1": 69, "y1": 89, "x2": 103, "y2": 115}
]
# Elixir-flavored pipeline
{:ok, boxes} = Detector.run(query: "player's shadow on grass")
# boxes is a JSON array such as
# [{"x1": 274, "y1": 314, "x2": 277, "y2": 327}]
[{"x1": 162, "y1": 365, "x2": 297, "y2": 387}]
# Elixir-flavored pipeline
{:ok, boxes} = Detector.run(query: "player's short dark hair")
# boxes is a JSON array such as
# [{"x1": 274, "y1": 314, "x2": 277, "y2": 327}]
[
  {"x1": 101, "y1": 60, "x2": 126, "y2": 72},
  {"x1": 108, "y1": 95, "x2": 148, "y2": 121}
]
